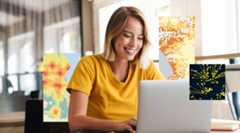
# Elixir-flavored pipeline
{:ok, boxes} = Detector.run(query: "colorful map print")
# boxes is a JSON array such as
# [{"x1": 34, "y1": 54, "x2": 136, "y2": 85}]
[
  {"x1": 190, "y1": 64, "x2": 225, "y2": 100},
  {"x1": 159, "y1": 16, "x2": 195, "y2": 79}
]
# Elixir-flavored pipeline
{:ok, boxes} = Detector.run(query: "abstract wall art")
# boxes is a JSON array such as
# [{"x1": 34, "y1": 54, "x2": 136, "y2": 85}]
[
  {"x1": 190, "y1": 64, "x2": 225, "y2": 100},
  {"x1": 39, "y1": 53, "x2": 80, "y2": 122}
]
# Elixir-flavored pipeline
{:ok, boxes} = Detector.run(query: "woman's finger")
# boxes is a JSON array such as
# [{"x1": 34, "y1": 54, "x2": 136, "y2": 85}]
[
  {"x1": 128, "y1": 119, "x2": 137, "y2": 126},
  {"x1": 125, "y1": 124, "x2": 134, "y2": 133}
]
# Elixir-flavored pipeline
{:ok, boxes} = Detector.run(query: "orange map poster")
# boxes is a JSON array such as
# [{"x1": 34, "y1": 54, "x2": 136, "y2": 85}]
[{"x1": 159, "y1": 16, "x2": 195, "y2": 79}]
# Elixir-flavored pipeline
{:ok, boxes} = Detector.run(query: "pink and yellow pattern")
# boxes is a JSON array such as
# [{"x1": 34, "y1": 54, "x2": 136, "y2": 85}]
[{"x1": 39, "y1": 54, "x2": 70, "y2": 121}]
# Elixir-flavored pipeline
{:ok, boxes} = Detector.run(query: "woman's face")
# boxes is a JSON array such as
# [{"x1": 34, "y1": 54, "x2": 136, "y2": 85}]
[{"x1": 113, "y1": 16, "x2": 144, "y2": 61}]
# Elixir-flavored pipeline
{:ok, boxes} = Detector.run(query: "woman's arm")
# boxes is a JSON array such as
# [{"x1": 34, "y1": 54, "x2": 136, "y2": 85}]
[{"x1": 68, "y1": 90, "x2": 136, "y2": 133}]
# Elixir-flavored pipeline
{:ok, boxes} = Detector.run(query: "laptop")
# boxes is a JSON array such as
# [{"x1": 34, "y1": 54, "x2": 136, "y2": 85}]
[{"x1": 137, "y1": 80, "x2": 212, "y2": 133}]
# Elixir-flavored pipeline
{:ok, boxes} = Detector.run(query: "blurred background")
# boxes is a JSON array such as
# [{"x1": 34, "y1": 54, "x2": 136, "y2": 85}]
[{"x1": 0, "y1": 0, "x2": 240, "y2": 132}]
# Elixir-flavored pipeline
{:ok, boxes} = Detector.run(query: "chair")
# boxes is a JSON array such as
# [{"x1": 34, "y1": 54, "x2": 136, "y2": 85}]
[
  {"x1": 230, "y1": 92, "x2": 240, "y2": 120},
  {"x1": 226, "y1": 64, "x2": 240, "y2": 120},
  {"x1": 24, "y1": 99, "x2": 44, "y2": 133},
  {"x1": 25, "y1": 99, "x2": 70, "y2": 133}
]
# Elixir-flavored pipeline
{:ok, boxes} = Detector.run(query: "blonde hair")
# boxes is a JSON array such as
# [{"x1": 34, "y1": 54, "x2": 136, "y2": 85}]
[{"x1": 102, "y1": 6, "x2": 151, "y2": 69}]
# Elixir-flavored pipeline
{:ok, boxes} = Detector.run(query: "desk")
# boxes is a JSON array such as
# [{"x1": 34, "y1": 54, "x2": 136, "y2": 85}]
[
  {"x1": 211, "y1": 119, "x2": 240, "y2": 133},
  {"x1": 72, "y1": 130, "x2": 240, "y2": 133},
  {"x1": 0, "y1": 111, "x2": 25, "y2": 127},
  {"x1": 72, "y1": 129, "x2": 240, "y2": 133},
  {"x1": 211, "y1": 130, "x2": 240, "y2": 133}
]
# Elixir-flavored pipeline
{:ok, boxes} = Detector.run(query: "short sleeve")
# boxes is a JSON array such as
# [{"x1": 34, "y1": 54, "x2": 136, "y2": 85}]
[
  {"x1": 67, "y1": 56, "x2": 95, "y2": 95},
  {"x1": 144, "y1": 62, "x2": 166, "y2": 80}
]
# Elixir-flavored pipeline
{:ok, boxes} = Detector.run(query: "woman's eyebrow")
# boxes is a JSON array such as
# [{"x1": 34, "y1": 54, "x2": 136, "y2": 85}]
[
  {"x1": 123, "y1": 30, "x2": 132, "y2": 34},
  {"x1": 123, "y1": 29, "x2": 143, "y2": 36}
]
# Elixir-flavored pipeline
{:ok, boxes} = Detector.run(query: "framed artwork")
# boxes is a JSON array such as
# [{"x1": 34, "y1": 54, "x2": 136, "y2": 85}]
[
  {"x1": 190, "y1": 64, "x2": 225, "y2": 100},
  {"x1": 159, "y1": 16, "x2": 195, "y2": 79},
  {"x1": 39, "y1": 53, "x2": 80, "y2": 122}
]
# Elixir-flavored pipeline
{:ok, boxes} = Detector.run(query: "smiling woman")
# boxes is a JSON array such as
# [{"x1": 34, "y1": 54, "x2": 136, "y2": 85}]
[
  {"x1": 102, "y1": 6, "x2": 151, "y2": 70},
  {"x1": 111, "y1": 17, "x2": 143, "y2": 61},
  {"x1": 67, "y1": 6, "x2": 165, "y2": 133}
]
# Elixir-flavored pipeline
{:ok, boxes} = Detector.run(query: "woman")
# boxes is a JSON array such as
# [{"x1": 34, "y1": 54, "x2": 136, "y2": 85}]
[{"x1": 67, "y1": 6, "x2": 165, "y2": 133}]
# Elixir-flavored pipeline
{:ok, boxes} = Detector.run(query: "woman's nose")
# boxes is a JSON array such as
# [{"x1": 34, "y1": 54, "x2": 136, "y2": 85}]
[{"x1": 128, "y1": 38, "x2": 137, "y2": 48}]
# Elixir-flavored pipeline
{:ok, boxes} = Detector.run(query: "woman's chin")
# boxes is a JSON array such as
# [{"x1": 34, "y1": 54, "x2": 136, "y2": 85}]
[{"x1": 127, "y1": 55, "x2": 136, "y2": 61}]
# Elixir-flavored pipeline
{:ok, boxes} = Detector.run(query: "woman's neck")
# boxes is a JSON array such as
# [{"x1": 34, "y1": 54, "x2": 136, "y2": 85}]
[
  {"x1": 109, "y1": 58, "x2": 129, "y2": 82},
  {"x1": 111, "y1": 58, "x2": 128, "y2": 67}
]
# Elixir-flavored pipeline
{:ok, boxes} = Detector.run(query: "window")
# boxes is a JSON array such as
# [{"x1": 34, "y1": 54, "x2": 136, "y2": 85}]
[
  {"x1": 44, "y1": 17, "x2": 81, "y2": 54},
  {"x1": 8, "y1": 32, "x2": 35, "y2": 73},
  {"x1": 59, "y1": 31, "x2": 79, "y2": 52},
  {"x1": 0, "y1": 41, "x2": 2, "y2": 94},
  {"x1": 97, "y1": 0, "x2": 133, "y2": 53},
  {"x1": 201, "y1": 0, "x2": 240, "y2": 56},
  {"x1": 7, "y1": 75, "x2": 18, "y2": 94},
  {"x1": 20, "y1": 74, "x2": 36, "y2": 95},
  {"x1": 0, "y1": 41, "x2": 3, "y2": 76},
  {"x1": 237, "y1": 0, "x2": 240, "y2": 52},
  {"x1": 7, "y1": 32, "x2": 36, "y2": 95},
  {"x1": 235, "y1": 58, "x2": 240, "y2": 64},
  {"x1": 0, "y1": 78, "x2": 2, "y2": 94}
]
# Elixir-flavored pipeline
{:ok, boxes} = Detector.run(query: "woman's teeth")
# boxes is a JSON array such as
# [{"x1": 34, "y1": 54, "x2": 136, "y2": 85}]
[{"x1": 125, "y1": 49, "x2": 135, "y2": 54}]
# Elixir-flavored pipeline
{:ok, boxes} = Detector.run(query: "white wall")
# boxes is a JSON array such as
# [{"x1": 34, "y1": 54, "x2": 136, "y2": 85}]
[
  {"x1": 92, "y1": 0, "x2": 123, "y2": 53},
  {"x1": 171, "y1": 0, "x2": 235, "y2": 119},
  {"x1": 170, "y1": 0, "x2": 202, "y2": 56},
  {"x1": 201, "y1": 0, "x2": 238, "y2": 56}
]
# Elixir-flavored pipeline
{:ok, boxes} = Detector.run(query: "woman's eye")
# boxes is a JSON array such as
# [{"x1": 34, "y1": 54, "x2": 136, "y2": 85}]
[
  {"x1": 123, "y1": 33, "x2": 131, "y2": 38},
  {"x1": 138, "y1": 36, "x2": 143, "y2": 40}
]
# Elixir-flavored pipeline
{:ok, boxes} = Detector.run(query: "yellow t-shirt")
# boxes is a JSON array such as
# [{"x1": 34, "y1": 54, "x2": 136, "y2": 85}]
[{"x1": 67, "y1": 54, "x2": 165, "y2": 120}]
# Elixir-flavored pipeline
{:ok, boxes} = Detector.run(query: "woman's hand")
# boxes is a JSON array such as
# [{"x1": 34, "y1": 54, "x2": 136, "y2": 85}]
[
  {"x1": 111, "y1": 118, "x2": 137, "y2": 133},
  {"x1": 69, "y1": 91, "x2": 137, "y2": 133}
]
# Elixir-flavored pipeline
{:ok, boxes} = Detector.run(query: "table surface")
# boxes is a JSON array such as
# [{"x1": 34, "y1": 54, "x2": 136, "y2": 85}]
[
  {"x1": 211, "y1": 130, "x2": 240, "y2": 133},
  {"x1": 0, "y1": 112, "x2": 239, "y2": 133},
  {"x1": 0, "y1": 111, "x2": 25, "y2": 126}
]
